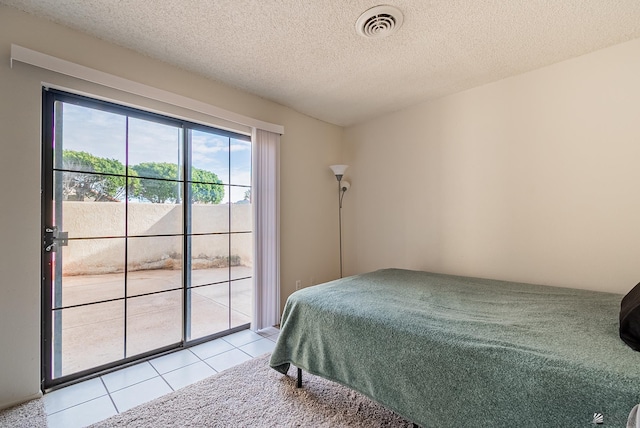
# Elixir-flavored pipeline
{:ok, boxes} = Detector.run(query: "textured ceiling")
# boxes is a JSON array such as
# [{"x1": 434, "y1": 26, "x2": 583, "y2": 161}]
[{"x1": 2, "y1": 1, "x2": 640, "y2": 126}]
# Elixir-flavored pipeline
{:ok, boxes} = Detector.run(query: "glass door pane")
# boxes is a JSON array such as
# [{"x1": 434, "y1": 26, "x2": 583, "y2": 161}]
[
  {"x1": 231, "y1": 278, "x2": 252, "y2": 328},
  {"x1": 49, "y1": 100, "x2": 128, "y2": 380},
  {"x1": 55, "y1": 301, "x2": 125, "y2": 376},
  {"x1": 45, "y1": 94, "x2": 186, "y2": 383},
  {"x1": 126, "y1": 291, "x2": 182, "y2": 357},
  {"x1": 124, "y1": 116, "x2": 183, "y2": 357},
  {"x1": 187, "y1": 129, "x2": 231, "y2": 339}
]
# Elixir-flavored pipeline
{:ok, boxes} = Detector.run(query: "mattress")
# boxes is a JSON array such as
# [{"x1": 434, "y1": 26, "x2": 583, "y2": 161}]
[{"x1": 270, "y1": 268, "x2": 640, "y2": 427}]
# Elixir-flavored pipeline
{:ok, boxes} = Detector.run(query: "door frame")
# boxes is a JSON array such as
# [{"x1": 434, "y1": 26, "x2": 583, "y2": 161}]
[{"x1": 41, "y1": 88, "x2": 252, "y2": 391}]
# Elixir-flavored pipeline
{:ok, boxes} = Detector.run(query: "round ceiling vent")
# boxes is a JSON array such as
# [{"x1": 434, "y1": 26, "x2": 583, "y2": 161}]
[{"x1": 355, "y1": 5, "x2": 404, "y2": 38}]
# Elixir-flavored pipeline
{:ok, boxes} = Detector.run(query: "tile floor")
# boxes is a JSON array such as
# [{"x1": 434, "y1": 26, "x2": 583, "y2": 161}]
[{"x1": 44, "y1": 327, "x2": 279, "y2": 428}]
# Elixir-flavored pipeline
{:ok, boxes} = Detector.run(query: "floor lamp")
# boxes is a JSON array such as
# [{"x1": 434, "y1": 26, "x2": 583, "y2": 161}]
[{"x1": 329, "y1": 165, "x2": 350, "y2": 278}]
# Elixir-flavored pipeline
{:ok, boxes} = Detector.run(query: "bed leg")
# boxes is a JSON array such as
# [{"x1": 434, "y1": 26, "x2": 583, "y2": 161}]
[
  {"x1": 412, "y1": 424, "x2": 419, "y2": 428},
  {"x1": 297, "y1": 367, "x2": 302, "y2": 388}
]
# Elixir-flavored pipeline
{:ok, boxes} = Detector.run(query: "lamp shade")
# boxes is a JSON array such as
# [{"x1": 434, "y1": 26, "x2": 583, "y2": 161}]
[{"x1": 329, "y1": 164, "x2": 349, "y2": 176}]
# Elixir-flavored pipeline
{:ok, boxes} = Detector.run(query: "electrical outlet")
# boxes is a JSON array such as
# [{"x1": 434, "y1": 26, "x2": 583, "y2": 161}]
[{"x1": 295, "y1": 280, "x2": 301, "y2": 290}]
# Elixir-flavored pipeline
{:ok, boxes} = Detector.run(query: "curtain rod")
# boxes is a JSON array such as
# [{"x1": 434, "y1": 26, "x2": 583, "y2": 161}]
[{"x1": 10, "y1": 44, "x2": 284, "y2": 135}]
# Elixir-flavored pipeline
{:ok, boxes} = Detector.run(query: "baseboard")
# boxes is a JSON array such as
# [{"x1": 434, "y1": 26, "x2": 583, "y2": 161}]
[{"x1": 0, "y1": 391, "x2": 43, "y2": 411}]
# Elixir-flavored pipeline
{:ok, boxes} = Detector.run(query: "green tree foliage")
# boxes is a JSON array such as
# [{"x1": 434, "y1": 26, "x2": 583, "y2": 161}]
[
  {"x1": 130, "y1": 162, "x2": 224, "y2": 204},
  {"x1": 62, "y1": 151, "x2": 224, "y2": 204},
  {"x1": 62, "y1": 150, "x2": 129, "y2": 201},
  {"x1": 191, "y1": 168, "x2": 225, "y2": 204},
  {"x1": 130, "y1": 162, "x2": 180, "y2": 203}
]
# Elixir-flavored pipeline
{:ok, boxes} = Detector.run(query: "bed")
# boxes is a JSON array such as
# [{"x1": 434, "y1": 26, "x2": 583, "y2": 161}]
[{"x1": 269, "y1": 269, "x2": 640, "y2": 427}]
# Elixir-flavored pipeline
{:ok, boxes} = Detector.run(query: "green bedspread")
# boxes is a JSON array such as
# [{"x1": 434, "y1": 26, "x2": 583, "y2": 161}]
[{"x1": 269, "y1": 269, "x2": 640, "y2": 427}]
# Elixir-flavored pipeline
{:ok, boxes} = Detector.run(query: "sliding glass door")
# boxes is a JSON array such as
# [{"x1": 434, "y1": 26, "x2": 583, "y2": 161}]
[{"x1": 42, "y1": 89, "x2": 253, "y2": 388}]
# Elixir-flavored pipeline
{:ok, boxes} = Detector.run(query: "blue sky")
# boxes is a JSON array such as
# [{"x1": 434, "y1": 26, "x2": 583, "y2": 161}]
[{"x1": 59, "y1": 103, "x2": 251, "y2": 203}]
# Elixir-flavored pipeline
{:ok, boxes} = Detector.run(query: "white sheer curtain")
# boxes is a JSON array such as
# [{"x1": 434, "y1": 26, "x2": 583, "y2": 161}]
[{"x1": 251, "y1": 129, "x2": 281, "y2": 330}]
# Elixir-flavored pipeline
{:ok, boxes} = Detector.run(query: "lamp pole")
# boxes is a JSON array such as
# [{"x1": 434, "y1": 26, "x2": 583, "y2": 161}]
[
  {"x1": 337, "y1": 176, "x2": 344, "y2": 278},
  {"x1": 329, "y1": 165, "x2": 349, "y2": 278}
]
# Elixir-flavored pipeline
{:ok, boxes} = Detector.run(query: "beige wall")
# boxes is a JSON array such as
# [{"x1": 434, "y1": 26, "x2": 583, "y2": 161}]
[
  {"x1": 61, "y1": 202, "x2": 253, "y2": 274},
  {"x1": 343, "y1": 37, "x2": 640, "y2": 295},
  {"x1": 0, "y1": 6, "x2": 342, "y2": 409}
]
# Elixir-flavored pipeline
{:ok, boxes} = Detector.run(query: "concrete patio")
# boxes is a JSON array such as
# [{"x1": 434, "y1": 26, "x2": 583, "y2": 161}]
[{"x1": 54, "y1": 266, "x2": 252, "y2": 377}]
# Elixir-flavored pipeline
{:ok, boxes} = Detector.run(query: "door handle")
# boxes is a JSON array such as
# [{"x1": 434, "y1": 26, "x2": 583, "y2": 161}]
[{"x1": 44, "y1": 226, "x2": 69, "y2": 252}]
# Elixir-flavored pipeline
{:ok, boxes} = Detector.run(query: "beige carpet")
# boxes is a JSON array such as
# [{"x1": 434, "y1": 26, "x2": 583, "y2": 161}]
[
  {"x1": 91, "y1": 353, "x2": 413, "y2": 427},
  {"x1": 0, "y1": 397, "x2": 47, "y2": 428}
]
